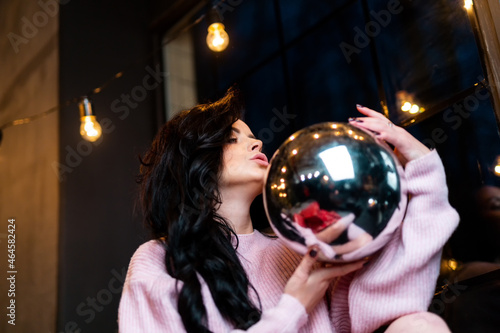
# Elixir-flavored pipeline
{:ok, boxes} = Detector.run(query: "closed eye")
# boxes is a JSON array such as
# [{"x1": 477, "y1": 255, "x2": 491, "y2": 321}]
[{"x1": 228, "y1": 137, "x2": 238, "y2": 143}]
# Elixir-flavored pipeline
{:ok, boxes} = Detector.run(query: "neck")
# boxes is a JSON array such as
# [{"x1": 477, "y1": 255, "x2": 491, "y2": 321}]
[{"x1": 218, "y1": 185, "x2": 258, "y2": 235}]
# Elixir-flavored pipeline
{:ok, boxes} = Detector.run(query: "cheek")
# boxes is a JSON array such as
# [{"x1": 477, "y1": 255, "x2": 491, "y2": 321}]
[
  {"x1": 221, "y1": 152, "x2": 239, "y2": 182},
  {"x1": 222, "y1": 151, "x2": 236, "y2": 171}
]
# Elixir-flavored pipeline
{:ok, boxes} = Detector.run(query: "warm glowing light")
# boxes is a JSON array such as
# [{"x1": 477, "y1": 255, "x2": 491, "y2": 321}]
[
  {"x1": 313, "y1": 133, "x2": 320, "y2": 139},
  {"x1": 313, "y1": 171, "x2": 320, "y2": 178},
  {"x1": 494, "y1": 165, "x2": 500, "y2": 176},
  {"x1": 281, "y1": 166, "x2": 287, "y2": 173},
  {"x1": 280, "y1": 178, "x2": 285, "y2": 183},
  {"x1": 323, "y1": 175, "x2": 329, "y2": 181},
  {"x1": 331, "y1": 124, "x2": 338, "y2": 129},
  {"x1": 292, "y1": 149, "x2": 298, "y2": 155},
  {"x1": 290, "y1": 135, "x2": 295, "y2": 141},
  {"x1": 307, "y1": 173, "x2": 313, "y2": 179},
  {"x1": 401, "y1": 102, "x2": 412, "y2": 112},
  {"x1": 80, "y1": 116, "x2": 102, "y2": 142},
  {"x1": 206, "y1": 23, "x2": 229, "y2": 52},
  {"x1": 79, "y1": 97, "x2": 102, "y2": 142},
  {"x1": 464, "y1": 0, "x2": 473, "y2": 10},
  {"x1": 447, "y1": 259, "x2": 458, "y2": 271},
  {"x1": 401, "y1": 101, "x2": 422, "y2": 114},
  {"x1": 348, "y1": 130, "x2": 353, "y2": 135},
  {"x1": 409, "y1": 104, "x2": 420, "y2": 114}
]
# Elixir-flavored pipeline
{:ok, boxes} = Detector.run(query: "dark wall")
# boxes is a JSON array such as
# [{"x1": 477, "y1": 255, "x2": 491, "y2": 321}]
[{"x1": 58, "y1": 1, "x2": 157, "y2": 331}]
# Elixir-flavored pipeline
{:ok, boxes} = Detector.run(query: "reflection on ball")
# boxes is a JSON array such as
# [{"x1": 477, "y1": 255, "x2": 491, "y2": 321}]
[{"x1": 263, "y1": 122, "x2": 401, "y2": 262}]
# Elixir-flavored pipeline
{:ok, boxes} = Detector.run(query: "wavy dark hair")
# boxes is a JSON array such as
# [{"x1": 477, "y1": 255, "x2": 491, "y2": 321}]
[{"x1": 137, "y1": 88, "x2": 262, "y2": 332}]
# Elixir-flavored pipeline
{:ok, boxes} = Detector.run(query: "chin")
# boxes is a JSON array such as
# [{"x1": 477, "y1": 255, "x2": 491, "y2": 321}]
[{"x1": 250, "y1": 177, "x2": 264, "y2": 192}]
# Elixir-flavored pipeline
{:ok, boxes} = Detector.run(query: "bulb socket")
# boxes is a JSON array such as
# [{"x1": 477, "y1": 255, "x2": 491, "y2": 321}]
[
  {"x1": 206, "y1": 7, "x2": 222, "y2": 26},
  {"x1": 79, "y1": 97, "x2": 95, "y2": 118}
]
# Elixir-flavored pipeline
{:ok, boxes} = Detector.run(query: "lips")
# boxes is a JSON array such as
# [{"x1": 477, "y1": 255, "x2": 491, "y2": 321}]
[{"x1": 251, "y1": 153, "x2": 269, "y2": 166}]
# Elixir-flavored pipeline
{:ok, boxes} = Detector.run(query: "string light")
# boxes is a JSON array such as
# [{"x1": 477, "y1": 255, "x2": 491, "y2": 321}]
[
  {"x1": 0, "y1": 0, "x2": 232, "y2": 146},
  {"x1": 206, "y1": 7, "x2": 230, "y2": 52},
  {"x1": 464, "y1": 0, "x2": 473, "y2": 10},
  {"x1": 79, "y1": 97, "x2": 102, "y2": 142}
]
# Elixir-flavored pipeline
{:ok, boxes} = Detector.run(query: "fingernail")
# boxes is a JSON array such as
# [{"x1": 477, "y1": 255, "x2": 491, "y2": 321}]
[
  {"x1": 356, "y1": 104, "x2": 364, "y2": 108},
  {"x1": 355, "y1": 119, "x2": 364, "y2": 123},
  {"x1": 309, "y1": 249, "x2": 317, "y2": 258},
  {"x1": 348, "y1": 117, "x2": 356, "y2": 122}
]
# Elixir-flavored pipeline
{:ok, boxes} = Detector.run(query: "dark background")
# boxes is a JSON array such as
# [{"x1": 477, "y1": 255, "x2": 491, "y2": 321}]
[{"x1": 57, "y1": 0, "x2": 500, "y2": 331}]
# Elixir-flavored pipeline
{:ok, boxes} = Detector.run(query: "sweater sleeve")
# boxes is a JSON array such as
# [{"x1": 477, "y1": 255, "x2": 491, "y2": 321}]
[
  {"x1": 118, "y1": 241, "x2": 308, "y2": 333},
  {"x1": 347, "y1": 150, "x2": 460, "y2": 333}
]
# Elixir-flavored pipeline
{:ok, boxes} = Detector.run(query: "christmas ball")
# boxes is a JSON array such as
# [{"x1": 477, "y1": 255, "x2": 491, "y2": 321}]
[{"x1": 263, "y1": 122, "x2": 402, "y2": 262}]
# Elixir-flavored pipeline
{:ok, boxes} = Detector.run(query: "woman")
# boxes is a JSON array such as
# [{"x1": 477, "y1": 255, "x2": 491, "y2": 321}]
[{"x1": 118, "y1": 88, "x2": 458, "y2": 332}]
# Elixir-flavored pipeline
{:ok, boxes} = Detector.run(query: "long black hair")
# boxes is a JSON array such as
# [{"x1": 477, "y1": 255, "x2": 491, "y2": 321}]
[{"x1": 137, "y1": 88, "x2": 262, "y2": 331}]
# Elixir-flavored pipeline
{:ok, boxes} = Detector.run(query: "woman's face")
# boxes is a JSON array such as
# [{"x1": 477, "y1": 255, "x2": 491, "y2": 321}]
[{"x1": 220, "y1": 120, "x2": 269, "y2": 190}]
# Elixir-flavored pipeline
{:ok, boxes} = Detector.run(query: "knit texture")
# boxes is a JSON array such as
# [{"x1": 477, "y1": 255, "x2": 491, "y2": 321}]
[{"x1": 118, "y1": 150, "x2": 459, "y2": 332}]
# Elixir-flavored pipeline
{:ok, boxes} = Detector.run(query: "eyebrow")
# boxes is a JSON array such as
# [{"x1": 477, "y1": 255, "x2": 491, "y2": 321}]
[{"x1": 231, "y1": 127, "x2": 256, "y2": 139}]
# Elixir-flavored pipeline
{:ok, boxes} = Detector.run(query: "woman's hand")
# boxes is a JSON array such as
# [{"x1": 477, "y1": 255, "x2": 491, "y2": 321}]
[
  {"x1": 284, "y1": 248, "x2": 364, "y2": 313},
  {"x1": 349, "y1": 105, "x2": 431, "y2": 166}
]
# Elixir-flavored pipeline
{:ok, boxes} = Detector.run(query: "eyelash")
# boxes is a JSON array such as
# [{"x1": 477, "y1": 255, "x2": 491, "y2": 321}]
[{"x1": 228, "y1": 138, "x2": 237, "y2": 143}]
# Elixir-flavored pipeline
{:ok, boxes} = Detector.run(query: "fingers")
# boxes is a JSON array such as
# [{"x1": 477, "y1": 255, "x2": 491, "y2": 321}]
[
  {"x1": 349, "y1": 113, "x2": 397, "y2": 138},
  {"x1": 316, "y1": 213, "x2": 355, "y2": 243},
  {"x1": 296, "y1": 248, "x2": 365, "y2": 284},
  {"x1": 285, "y1": 248, "x2": 365, "y2": 313},
  {"x1": 355, "y1": 104, "x2": 387, "y2": 120},
  {"x1": 315, "y1": 260, "x2": 365, "y2": 280},
  {"x1": 350, "y1": 104, "x2": 431, "y2": 164},
  {"x1": 294, "y1": 247, "x2": 319, "y2": 279}
]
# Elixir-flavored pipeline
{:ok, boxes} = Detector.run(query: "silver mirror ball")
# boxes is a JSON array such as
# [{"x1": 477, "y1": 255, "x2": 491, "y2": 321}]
[{"x1": 263, "y1": 122, "x2": 402, "y2": 262}]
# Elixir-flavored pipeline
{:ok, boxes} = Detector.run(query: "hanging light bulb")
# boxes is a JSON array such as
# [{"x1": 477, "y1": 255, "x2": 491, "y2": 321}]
[
  {"x1": 206, "y1": 8, "x2": 229, "y2": 52},
  {"x1": 79, "y1": 97, "x2": 102, "y2": 142},
  {"x1": 464, "y1": 0, "x2": 473, "y2": 10}
]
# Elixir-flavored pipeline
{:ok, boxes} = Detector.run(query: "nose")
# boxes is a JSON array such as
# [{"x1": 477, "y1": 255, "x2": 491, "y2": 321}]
[{"x1": 250, "y1": 138, "x2": 263, "y2": 152}]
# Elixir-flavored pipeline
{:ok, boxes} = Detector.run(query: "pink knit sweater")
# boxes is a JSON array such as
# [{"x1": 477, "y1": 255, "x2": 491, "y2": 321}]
[{"x1": 118, "y1": 150, "x2": 459, "y2": 332}]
